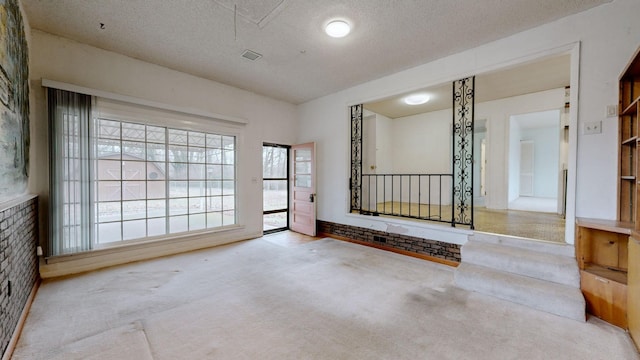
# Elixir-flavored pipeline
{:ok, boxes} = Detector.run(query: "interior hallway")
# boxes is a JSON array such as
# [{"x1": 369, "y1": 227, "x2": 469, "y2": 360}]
[{"x1": 11, "y1": 232, "x2": 636, "y2": 359}]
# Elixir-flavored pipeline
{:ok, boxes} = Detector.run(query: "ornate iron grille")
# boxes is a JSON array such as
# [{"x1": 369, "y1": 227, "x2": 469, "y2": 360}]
[
  {"x1": 452, "y1": 76, "x2": 475, "y2": 228},
  {"x1": 350, "y1": 104, "x2": 363, "y2": 211}
]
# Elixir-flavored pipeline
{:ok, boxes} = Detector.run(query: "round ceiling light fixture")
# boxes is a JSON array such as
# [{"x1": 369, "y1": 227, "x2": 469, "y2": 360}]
[
  {"x1": 325, "y1": 20, "x2": 351, "y2": 38},
  {"x1": 403, "y1": 94, "x2": 431, "y2": 105}
]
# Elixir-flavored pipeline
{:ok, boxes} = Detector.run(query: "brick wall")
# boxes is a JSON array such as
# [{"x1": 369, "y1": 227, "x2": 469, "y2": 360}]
[
  {"x1": 318, "y1": 220, "x2": 461, "y2": 263},
  {"x1": 0, "y1": 196, "x2": 39, "y2": 357}
]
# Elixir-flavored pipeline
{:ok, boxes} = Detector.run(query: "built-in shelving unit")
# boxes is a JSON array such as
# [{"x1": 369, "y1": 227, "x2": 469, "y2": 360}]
[
  {"x1": 618, "y1": 47, "x2": 640, "y2": 224},
  {"x1": 576, "y1": 47, "x2": 640, "y2": 350},
  {"x1": 619, "y1": 49, "x2": 640, "y2": 348}
]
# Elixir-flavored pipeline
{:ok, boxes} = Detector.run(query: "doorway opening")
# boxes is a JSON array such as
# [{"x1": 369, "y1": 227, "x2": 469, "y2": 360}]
[
  {"x1": 507, "y1": 109, "x2": 563, "y2": 213},
  {"x1": 263, "y1": 143, "x2": 290, "y2": 234},
  {"x1": 354, "y1": 51, "x2": 572, "y2": 243}
]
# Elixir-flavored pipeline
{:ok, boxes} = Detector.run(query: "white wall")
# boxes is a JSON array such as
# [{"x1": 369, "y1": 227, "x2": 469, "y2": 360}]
[
  {"x1": 392, "y1": 109, "x2": 452, "y2": 205},
  {"x1": 392, "y1": 109, "x2": 452, "y2": 173},
  {"x1": 297, "y1": 0, "x2": 640, "y2": 244},
  {"x1": 28, "y1": 30, "x2": 298, "y2": 253}
]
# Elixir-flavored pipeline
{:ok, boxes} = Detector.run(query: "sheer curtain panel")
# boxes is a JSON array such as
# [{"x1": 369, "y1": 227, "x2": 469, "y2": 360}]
[{"x1": 48, "y1": 88, "x2": 92, "y2": 256}]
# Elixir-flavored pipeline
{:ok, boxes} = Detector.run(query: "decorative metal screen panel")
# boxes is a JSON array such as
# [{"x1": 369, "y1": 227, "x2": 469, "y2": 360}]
[
  {"x1": 350, "y1": 104, "x2": 363, "y2": 211},
  {"x1": 452, "y1": 77, "x2": 475, "y2": 228}
]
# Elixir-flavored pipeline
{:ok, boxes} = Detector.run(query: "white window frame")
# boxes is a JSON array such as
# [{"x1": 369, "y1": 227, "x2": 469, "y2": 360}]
[{"x1": 91, "y1": 98, "x2": 245, "y2": 248}]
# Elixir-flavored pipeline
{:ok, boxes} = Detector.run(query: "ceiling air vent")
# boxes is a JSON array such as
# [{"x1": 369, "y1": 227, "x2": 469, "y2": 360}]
[{"x1": 241, "y1": 49, "x2": 262, "y2": 61}]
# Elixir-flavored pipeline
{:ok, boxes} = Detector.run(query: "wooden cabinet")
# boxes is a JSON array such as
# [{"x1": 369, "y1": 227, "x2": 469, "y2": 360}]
[{"x1": 576, "y1": 218, "x2": 632, "y2": 328}]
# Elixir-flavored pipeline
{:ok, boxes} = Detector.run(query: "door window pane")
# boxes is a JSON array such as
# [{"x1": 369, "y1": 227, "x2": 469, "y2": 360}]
[
  {"x1": 295, "y1": 149, "x2": 311, "y2": 161},
  {"x1": 264, "y1": 213, "x2": 287, "y2": 232},
  {"x1": 295, "y1": 175, "x2": 311, "y2": 188},
  {"x1": 263, "y1": 180, "x2": 288, "y2": 211},
  {"x1": 263, "y1": 147, "x2": 287, "y2": 178}
]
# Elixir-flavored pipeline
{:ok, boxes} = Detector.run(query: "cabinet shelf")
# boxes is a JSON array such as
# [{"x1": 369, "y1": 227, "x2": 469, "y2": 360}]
[
  {"x1": 622, "y1": 97, "x2": 640, "y2": 116},
  {"x1": 622, "y1": 136, "x2": 638, "y2": 145},
  {"x1": 584, "y1": 263, "x2": 628, "y2": 284},
  {"x1": 622, "y1": 176, "x2": 636, "y2": 180}
]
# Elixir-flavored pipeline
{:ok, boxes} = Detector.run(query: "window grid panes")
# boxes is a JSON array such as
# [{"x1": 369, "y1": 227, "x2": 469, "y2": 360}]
[{"x1": 95, "y1": 118, "x2": 236, "y2": 244}]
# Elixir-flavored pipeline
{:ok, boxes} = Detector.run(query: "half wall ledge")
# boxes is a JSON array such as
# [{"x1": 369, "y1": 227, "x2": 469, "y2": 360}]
[{"x1": 317, "y1": 220, "x2": 461, "y2": 266}]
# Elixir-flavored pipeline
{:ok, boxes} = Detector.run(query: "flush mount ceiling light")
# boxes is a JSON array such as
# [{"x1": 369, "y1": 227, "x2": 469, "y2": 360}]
[
  {"x1": 403, "y1": 94, "x2": 431, "y2": 105},
  {"x1": 325, "y1": 20, "x2": 351, "y2": 38}
]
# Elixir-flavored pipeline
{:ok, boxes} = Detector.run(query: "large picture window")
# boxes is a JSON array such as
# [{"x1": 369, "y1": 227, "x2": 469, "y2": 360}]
[
  {"x1": 94, "y1": 119, "x2": 236, "y2": 244},
  {"x1": 49, "y1": 88, "x2": 237, "y2": 256}
]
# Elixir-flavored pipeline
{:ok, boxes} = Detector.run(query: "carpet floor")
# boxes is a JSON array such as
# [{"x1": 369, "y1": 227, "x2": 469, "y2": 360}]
[{"x1": 12, "y1": 237, "x2": 639, "y2": 359}]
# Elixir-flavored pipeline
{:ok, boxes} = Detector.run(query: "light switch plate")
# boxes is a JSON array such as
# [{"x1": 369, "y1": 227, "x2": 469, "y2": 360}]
[
  {"x1": 584, "y1": 121, "x2": 602, "y2": 135},
  {"x1": 607, "y1": 105, "x2": 618, "y2": 117}
]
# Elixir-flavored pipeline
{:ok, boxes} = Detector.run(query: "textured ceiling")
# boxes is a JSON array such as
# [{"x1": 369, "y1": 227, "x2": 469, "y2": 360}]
[{"x1": 21, "y1": 0, "x2": 609, "y2": 104}]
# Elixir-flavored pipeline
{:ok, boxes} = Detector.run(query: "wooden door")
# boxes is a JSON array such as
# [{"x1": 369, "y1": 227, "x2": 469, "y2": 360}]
[{"x1": 290, "y1": 142, "x2": 316, "y2": 236}]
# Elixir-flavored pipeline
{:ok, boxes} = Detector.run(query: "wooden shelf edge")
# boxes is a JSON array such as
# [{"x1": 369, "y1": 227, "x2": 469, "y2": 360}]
[
  {"x1": 621, "y1": 176, "x2": 636, "y2": 180},
  {"x1": 576, "y1": 217, "x2": 634, "y2": 234},
  {"x1": 622, "y1": 136, "x2": 638, "y2": 145},
  {"x1": 582, "y1": 264, "x2": 628, "y2": 285},
  {"x1": 621, "y1": 97, "x2": 640, "y2": 115}
]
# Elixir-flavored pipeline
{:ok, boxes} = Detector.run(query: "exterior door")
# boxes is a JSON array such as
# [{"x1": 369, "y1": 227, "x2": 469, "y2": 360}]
[{"x1": 290, "y1": 142, "x2": 316, "y2": 236}]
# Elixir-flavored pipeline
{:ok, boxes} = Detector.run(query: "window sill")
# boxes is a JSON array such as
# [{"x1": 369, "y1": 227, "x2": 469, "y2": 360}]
[{"x1": 41, "y1": 225, "x2": 254, "y2": 278}]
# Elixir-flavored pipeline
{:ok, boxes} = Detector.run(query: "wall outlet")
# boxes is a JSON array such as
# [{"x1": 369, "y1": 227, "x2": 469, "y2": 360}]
[
  {"x1": 584, "y1": 121, "x2": 602, "y2": 135},
  {"x1": 606, "y1": 105, "x2": 618, "y2": 117}
]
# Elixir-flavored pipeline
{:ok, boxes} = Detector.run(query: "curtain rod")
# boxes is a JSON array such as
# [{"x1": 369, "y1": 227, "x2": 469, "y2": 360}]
[{"x1": 41, "y1": 79, "x2": 248, "y2": 125}]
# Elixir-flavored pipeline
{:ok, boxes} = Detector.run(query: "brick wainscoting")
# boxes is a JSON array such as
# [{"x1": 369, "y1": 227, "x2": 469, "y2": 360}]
[
  {"x1": 1, "y1": 196, "x2": 39, "y2": 357},
  {"x1": 317, "y1": 220, "x2": 461, "y2": 264}
]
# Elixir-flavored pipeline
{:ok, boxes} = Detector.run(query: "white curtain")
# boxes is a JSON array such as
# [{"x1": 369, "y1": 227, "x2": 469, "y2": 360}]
[{"x1": 48, "y1": 88, "x2": 92, "y2": 256}]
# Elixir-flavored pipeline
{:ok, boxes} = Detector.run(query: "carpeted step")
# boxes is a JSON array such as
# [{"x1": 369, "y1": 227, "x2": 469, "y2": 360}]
[
  {"x1": 471, "y1": 232, "x2": 575, "y2": 257},
  {"x1": 462, "y1": 240, "x2": 580, "y2": 287},
  {"x1": 454, "y1": 262, "x2": 585, "y2": 321}
]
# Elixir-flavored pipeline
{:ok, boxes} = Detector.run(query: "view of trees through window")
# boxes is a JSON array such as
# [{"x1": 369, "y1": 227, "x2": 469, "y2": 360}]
[{"x1": 95, "y1": 119, "x2": 236, "y2": 243}]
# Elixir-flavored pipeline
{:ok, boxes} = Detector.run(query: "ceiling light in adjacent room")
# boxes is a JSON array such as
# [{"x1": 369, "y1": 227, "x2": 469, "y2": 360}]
[
  {"x1": 325, "y1": 20, "x2": 351, "y2": 38},
  {"x1": 403, "y1": 94, "x2": 430, "y2": 105}
]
